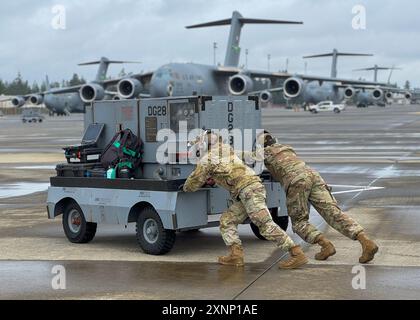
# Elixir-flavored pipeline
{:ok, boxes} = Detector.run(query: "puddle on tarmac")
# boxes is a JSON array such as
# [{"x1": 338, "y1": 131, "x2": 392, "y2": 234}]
[
  {"x1": 0, "y1": 182, "x2": 49, "y2": 199},
  {"x1": 14, "y1": 165, "x2": 56, "y2": 170}
]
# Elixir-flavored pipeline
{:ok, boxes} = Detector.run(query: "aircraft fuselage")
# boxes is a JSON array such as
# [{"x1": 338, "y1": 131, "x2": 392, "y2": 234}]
[{"x1": 149, "y1": 63, "x2": 228, "y2": 97}]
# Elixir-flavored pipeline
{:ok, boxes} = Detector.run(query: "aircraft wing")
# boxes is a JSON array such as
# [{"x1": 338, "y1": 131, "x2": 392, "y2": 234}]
[
  {"x1": 100, "y1": 71, "x2": 154, "y2": 87},
  {"x1": 0, "y1": 95, "x2": 32, "y2": 101},
  {"x1": 46, "y1": 71, "x2": 154, "y2": 95},
  {"x1": 46, "y1": 85, "x2": 86, "y2": 95},
  {"x1": 214, "y1": 67, "x2": 388, "y2": 87},
  {"x1": 248, "y1": 87, "x2": 284, "y2": 95}
]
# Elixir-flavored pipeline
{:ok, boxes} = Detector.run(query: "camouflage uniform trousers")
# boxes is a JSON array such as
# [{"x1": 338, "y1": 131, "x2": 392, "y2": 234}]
[
  {"x1": 220, "y1": 182, "x2": 295, "y2": 251},
  {"x1": 287, "y1": 170, "x2": 364, "y2": 244}
]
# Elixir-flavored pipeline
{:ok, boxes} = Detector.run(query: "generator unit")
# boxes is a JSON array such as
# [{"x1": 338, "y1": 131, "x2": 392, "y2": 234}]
[{"x1": 47, "y1": 96, "x2": 288, "y2": 255}]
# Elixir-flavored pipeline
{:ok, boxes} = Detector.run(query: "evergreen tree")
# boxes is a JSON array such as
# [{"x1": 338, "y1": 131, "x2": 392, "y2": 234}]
[
  {"x1": 0, "y1": 79, "x2": 6, "y2": 94},
  {"x1": 50, "y1": 81, "x2": 61, "y2": 89},
  {"x1": 404, "y1": 80, "x2": 411, "y2": 90},
  {"x1": 31, "y1": 81, "x2": 40, "y2": 93},
  {"x1": 5, "y1": 72, "x2": 31, "y2": 95},
  {"x1": 69, "y1": 73, "x2": 80, "y2": 86}
]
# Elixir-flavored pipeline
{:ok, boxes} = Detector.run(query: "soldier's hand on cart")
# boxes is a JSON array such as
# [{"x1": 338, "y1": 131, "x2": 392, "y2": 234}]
[
  {"x1": 205, "y1": 178, "x2": 216, "y2": 187},
  {"x1": 178, "y1": 184, "x2": 185, "y2": 191}
]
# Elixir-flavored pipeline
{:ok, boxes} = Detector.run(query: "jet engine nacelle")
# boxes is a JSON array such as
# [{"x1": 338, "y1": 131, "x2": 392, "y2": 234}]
[
  {"x1": 80, "y1": 83, "x2": 105, "y2": 103},
  {"x1": 117, "y1": 78, "x2": 143, "y2": 99},
  {"x1": 344, "y1": 87, "x2": 356, "y2": 99},
  {"x1": 259, "y1": 91, "x2": 273, "y2": 103},
  {"x1": 385, "y1": 92, "x2": 393, "y2": 100},
  {"x1": 283, "y1": 77, "x2": 305, "y2": 98},
  {"x1": 11, "y1": 96, "x2": 26, "y2": 107},
  {"x1": 371, "y1": 88, "x2": 384, "y2": 101},
  {"x1": 405, "y1": 92, "x2": 412, "y2": 100},
  {"x1": 228, "y1": 74, "x2": 254, "y2": 95},
  {"x1": 29, "y1": 95, "x2": 44, "y2": 105}
]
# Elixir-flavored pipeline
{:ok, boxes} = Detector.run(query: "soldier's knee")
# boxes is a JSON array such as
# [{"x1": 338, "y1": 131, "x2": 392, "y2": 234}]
[{"x1": 249, "y1": 209, "x2": 271, "y2": 228}]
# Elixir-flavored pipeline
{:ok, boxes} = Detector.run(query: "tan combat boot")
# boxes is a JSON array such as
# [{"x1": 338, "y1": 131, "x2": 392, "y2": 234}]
[
  {"x1": 315, "y1": 235, "x2": 336, "y2": 261},
  {"x1": 218, "y1": 244, "x2": 244, "y2": 267},
  {"x1": 357, "y1": 232, "x2": 379, "y2": 263},
  {"x1": 278, "y1": 246, "x2": 308, "y2": 269}
]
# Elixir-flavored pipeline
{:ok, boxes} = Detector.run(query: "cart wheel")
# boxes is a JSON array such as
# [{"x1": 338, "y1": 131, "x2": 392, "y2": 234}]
[
  {"x1": 250, "y1": 208, "x2": 289, "y2": 241},
  {"x1": 136, "y1": 207, "x2": 176, "y2": 255},
  {"x1": 63, "y1": 202, "x2": 97, "y2": 243}
]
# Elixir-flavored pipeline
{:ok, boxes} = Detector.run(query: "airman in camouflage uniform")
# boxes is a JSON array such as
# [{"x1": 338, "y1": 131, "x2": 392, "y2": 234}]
[
  {"x1": 183, "y1": 132, "x2": 308, "y2": 269},
  {"x1": 248, "y1": 131, "x2": 379, "y2": 263}
]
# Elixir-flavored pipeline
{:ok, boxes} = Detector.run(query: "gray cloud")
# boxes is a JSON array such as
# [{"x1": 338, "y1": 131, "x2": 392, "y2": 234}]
[{"x1": 0, "y1": 0, "x2": 418, "y2": 87}]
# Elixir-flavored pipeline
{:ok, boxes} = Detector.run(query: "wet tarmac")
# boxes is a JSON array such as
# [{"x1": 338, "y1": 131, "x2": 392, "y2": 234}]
[{"x1": 1, "y1": 105, "x2": 420, "y2": 299}]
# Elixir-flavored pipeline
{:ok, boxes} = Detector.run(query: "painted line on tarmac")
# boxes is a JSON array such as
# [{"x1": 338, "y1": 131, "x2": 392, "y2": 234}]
[{"x1": 332, "y1": 187, "x2": 385, "y2": 195}]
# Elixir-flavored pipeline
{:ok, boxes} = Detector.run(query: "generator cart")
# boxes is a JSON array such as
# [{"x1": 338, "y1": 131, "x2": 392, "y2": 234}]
[{"x1": 46, "y1": 96, "x2": 289, "y2": 255}]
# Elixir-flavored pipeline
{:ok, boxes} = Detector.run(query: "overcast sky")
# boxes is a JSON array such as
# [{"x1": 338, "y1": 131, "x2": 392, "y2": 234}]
[{"x1": 1, "y1": 0, "x2": 419, "y2": 87}]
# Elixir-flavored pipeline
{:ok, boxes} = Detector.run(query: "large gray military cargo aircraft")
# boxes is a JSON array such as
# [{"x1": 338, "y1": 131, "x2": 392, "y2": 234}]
[
  {"x1": 10, "y1": 57, "x2": 140, "y2": 115},
  {"x1": 51, "y1": 11, "x2": 388, "y2": 105},
  {"x1": 352, "y1": 65, "x2": 408, "y2": 106},
  {"x1": 281, "y1": 49, "x2": 376, "y2": 105}
]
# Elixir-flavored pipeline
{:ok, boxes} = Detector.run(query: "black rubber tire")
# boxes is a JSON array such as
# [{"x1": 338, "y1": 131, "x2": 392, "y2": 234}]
[
  {"x1": 62, "y1": 202, "x2": 97, "y2": 243},
  {"x1": 136, "y1": 207, "x2": 176, "y2": 255},
  {"x1": 250, "y1": 208, "x2": 289, "y2": 240},
  {"x1": 334, "y1": 108, "x2": 341, "y2": 114},
  {"x1": 311, "y1": 109, "x2": 317, "y2": 114}
]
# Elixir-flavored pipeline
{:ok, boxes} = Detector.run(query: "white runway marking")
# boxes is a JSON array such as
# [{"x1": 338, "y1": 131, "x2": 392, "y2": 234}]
[
  {"x1": 332, "y1": 187, "x2": 385, "y2": 195},
  {"x1": 330, "y1": 184, "x2": 381, "y2": 188}
]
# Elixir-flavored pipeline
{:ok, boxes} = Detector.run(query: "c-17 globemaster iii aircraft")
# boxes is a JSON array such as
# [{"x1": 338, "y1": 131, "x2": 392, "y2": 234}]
[
  {"x1": 281, "y1": 49, "x2": 378, "y2": 105},
  {"x1": 10, "y1": 57, "x2": 140, "y2": 115},
  {"x1": 51, "y1": 11, "x2": 387, "y2": 105},
  {"x1": 353, "y1": 65, "x2": 411, "y2": 106}
]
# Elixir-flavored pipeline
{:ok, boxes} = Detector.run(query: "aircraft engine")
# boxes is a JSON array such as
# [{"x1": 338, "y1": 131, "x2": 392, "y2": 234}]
[
  {"x1": 405, "y1": 92, "x2": 412, "y2": 100},
  {"x1": 11, "y1": 96, "x2": 26, "y2": 107},
  {"x1": 29, "y1": 95, "x2": 44, "y2": 105},
  {"x1": 259, "y1": 91, "x2": 273, "y2": 103},
  {"x1": 80, "y1": 83, "x2": 105, "y2": 103},
  {"x1": 385, "y1": 92, "x2": 393, "y2": 99},
  {"x1": 283, "y1": 77, "x2": 304, "y2": 98},
  {"x1": 371, "y1": 88, "x2": 383, "y2": 101},
  {"x1": 117, "y1": 78, "x2": 143, "y2": 99},
  {"x1": 228, "y1": 74, "x2": 254, "y2": 95},
  {"x1": 344, "y1": 87, "x2": 356, "y2": 99}
]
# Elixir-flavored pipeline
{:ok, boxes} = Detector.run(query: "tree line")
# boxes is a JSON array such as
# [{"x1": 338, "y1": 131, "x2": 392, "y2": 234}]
[{"x1": 0, "y1": 73, "x2": 87, "y2": 96}]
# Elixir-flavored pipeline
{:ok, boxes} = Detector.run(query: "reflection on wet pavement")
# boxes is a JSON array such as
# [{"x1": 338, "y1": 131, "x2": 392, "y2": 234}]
[{"x1": 0, "y1": 182, "x2": 49, "y2": 199}]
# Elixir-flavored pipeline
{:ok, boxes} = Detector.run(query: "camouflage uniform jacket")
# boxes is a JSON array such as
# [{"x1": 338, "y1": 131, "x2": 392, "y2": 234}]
[
  {"x1": 264, "y1": 143, "x2": 309, "y2": 191},
  {"x1": 183, "y1": 143, "x2": 262, "y2": 198},
  {"x1": 240, "y1": 144, "x2": 309, "y2": 192}
]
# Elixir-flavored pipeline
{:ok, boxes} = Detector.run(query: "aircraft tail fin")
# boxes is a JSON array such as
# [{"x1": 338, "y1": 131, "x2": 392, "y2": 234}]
[
  {"x1": 353, "y1": 65, "x2": 401, "y2": 82},
  {"x1": 78, "y1": 57, "x2": 141, "y2": 82},
  {"x1": 303, "y1": 49, "x2": 373, "y2": 78},
  {"x1": 186, "y1": 11, "x2": 302, "y2": 67}
]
